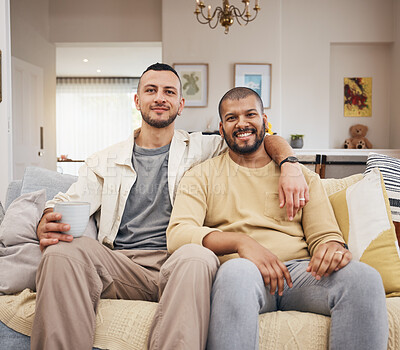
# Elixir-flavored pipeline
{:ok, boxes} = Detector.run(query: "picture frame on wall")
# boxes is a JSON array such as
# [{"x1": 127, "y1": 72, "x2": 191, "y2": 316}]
[
  {"x1": 234, "y1": 63, "x2": 271, "y2": 109},
  {"x1": 173, "y1": 63, "x2": 208, "y2": 107},
  {"x1": 344, "y1": 77, "x2": 372, "y2": 117}
]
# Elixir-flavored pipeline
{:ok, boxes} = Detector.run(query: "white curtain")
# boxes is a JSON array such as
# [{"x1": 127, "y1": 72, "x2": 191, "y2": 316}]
[{"x1": 56, "y1": 77, "x2": 141, "y2": 161}]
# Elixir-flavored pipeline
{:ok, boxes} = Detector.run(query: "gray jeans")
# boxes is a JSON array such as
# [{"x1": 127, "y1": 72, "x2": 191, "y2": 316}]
[
  {"x1": 207, "y1": 258, "x2": 388, "y2": 350},
  {"x1": 31, "y1": 237, "x2": 219, "y2": 350}
]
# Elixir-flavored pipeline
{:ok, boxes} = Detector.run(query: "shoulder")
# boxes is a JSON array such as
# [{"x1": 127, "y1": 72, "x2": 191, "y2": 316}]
[
  {"x1": 298, "y1": 164, "x2": 326, "y2": 192},
  {"x1": 184, "y1": 152, "x2": 227, "y2": 177},
  {"x1": 86, "y1": 136, "x2": 133, "y2": 169},
  {"x1": 175, "y1": 130, "x2": 222, "y2": 144},
  {"x1": 300, "y1": 164, "x2": 320, "y2": 182}
]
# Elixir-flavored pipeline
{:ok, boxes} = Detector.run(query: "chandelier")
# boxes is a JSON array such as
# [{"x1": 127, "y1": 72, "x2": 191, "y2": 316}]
[{"x1": 194, "y1": 0, "x2": 261, "y2": 34}]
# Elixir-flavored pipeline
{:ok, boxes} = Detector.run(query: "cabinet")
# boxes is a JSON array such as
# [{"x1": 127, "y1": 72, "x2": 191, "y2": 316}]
[{"x1": 296, "y1": 149, "x2": 400, "y2": 179}]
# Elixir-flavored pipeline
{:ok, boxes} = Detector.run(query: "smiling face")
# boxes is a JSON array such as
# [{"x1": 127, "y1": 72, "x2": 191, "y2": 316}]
[
  {"x1": 219, "y1": 94, "x2": 267, "y2": 156},
  {"x1": 134, "y1": 69, "x2": 184, "y2": 129}
]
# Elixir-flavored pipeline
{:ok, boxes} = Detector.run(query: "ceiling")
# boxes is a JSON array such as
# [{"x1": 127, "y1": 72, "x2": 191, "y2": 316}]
[{"x1": 56, "y1": 42, "x2": 162, "y2": 77}]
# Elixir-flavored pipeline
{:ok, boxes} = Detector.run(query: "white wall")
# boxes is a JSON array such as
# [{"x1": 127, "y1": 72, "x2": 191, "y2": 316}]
[
  {"x1": 163, "y1": 0, "x2": 398, "y2": 149},
  {"x1": 162, "y1": 0, "x2": 282, "y2": 134},
  {"x1": 330, "y1": 44, "x2": 391, "y2": 149},
  {"x1": 50, "y1": 0, "x2": 162, "y2": 43},
  {"x1": 391, "y1": 0, "x2": 400, "y2": 149},
  {"x1": 0, "y1": 0, "x2": 12, "y2": 203},
  {"x1": 11, "y1": 0, "x2": 57, "y2": 173}
]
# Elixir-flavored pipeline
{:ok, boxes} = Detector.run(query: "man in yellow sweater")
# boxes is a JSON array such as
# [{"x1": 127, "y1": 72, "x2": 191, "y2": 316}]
[{"x1": 167, "y1": 87, "x2": 388, "y2": 349}]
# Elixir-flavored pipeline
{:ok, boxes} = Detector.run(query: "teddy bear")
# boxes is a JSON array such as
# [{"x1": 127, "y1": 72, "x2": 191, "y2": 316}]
[{"x1": 344, "y1": 124, "x2": 373, "y2": 149}]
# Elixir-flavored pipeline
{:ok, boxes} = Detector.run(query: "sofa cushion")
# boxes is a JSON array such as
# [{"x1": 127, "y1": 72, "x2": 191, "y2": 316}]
[
  {"x1": 0, "y1": 202, "x2": 4, "y2": 226},
  {"x1": 329, "y1": 168, "x2": 400, "y2": 297},
  {"x1": 365, "y1": 152, "x2": 400, "y2": 245},
  {"x1": 5, "y1": 180, "x2": 22, "y2": 210},
  {"x1": 0, "y1": 190, "x2": 45, "y2": 295},
  {"x1": 19, "y1": 166, "x2": 98, "y2": 240},
  {"x1": 0, "y1": 188, "x2": 97, "y2": 295},
  {"x1": 321, "y1": 173, "x2": 363, "y2": 196},
  {"x1": 0, "y1": 289, "x2": 399, "y2": 350},
  {"x1": 21, "y1": 166, "x2": 77, "y2": 202}
]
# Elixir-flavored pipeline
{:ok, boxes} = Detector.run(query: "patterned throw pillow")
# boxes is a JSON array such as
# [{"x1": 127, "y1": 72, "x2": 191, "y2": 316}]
[
  {"x1": 329, "y1": 168, "x2": 400, "y2": 297},
  {"x1": 365, "y1": 152, "x2": 400, "y2": 245}
]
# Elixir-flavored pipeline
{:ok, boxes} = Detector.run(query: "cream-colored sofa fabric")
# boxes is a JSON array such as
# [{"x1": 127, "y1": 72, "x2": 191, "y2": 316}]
[
  {"x1": 0, "y1": 289, "x2": 399, "y2": 350},
  {"x1": 1, "y1": 173, "x2": 399, "y2": 349}
]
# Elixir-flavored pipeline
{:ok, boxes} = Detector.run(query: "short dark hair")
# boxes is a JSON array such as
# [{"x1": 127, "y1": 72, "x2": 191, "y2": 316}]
[
  {"x1": 218, "y1": 87, "x2": 264, "y2": 120},
  {"x1": 138, "y1": 62, "x2": 182, "y2": 96}
]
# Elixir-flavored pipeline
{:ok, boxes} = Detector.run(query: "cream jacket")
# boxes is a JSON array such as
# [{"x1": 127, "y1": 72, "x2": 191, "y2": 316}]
[{"x1": 46, "y1": 129, "x2": 226, "y2": 249}]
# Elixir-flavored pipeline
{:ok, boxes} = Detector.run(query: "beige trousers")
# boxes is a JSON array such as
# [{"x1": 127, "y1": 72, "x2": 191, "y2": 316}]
[{"x1": 31, "y1": 237, "x2": 219, "y2": 350}]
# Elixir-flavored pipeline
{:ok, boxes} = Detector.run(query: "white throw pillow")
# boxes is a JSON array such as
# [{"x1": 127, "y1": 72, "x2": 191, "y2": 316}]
[
  {"x1": 0, "y1": 190, "x2": 45, "y2": 294},
  {"x1": 0, "y1": 189, "x2": 97, "y2": 295}
]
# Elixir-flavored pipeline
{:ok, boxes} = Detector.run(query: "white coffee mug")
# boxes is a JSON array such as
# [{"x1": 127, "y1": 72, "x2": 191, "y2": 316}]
[{"x1": 54, "y1": 202, "x2": 91, "y2": 237}]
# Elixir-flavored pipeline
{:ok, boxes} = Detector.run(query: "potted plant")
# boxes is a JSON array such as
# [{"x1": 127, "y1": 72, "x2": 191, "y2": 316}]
[{"x1": 290, "y1": 134, "x2": 304, "y2": 149}]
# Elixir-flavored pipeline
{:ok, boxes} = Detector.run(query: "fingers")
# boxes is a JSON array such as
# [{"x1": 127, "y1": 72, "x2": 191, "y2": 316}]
[
  {"x1": 260, "y1": 261, "x2": 292, "y2": 296},
  {"x1": 285, "y1": 192, "x2": 294, "y2": 221},
  {"x1": 37, "y1": 210, "x2": 74, "y2": 251},
  {"x1": 284, "y1": 189, "x2": 307, "y2": 221},
  {"x1": 303, "y1": 186, "x2": 310, "y2": 203},
  {"x1": 43, "y1": 211, "x2": 62, "y2": 222},
  {"x1": 334, "y1": 250, "x2": 352, "y2": 272},
  {"x1": 40, "y1": 238, "x2": 60, "y2": 252},
  {"x1": 307, "y1": 243, "x2": 352, "y2": 279},
  {"x1": 278, "y1": 162, "x2": 310, "y2": 220},
  {"x1": 278, "y1": 260, "x2": 293, "y2": 288},
  {"x1": 279, "y1": 186, "x2": 285, "y2": 209}
]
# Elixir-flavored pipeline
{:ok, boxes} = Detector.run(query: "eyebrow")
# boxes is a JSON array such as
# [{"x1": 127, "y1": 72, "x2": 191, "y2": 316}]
[{"x1": 143, "y1": 84, "x2": 178, "y2": 92}]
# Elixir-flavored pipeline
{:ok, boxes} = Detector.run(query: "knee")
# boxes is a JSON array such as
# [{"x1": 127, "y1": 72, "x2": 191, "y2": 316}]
[
  {"x1": 214, "y1": 259, "x2": 262, "y2": 295},
  {"x1": 173, "y1": 244, "x2": 220, "y2": 272},
  {"x1": 212, "y1": 259, "x2": 265, "y2": 310},
  {"x1": 43, "y1": 236, "x2": 93, "y2": 258},
  {"x1": 334, "y1": 261, "x2": 385, "y2": 302}
]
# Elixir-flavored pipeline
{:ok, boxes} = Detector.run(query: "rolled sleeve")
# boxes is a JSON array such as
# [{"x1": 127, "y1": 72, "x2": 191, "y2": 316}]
[
  {"x1": 45, "y1": 160, "x2": 103, "y2": 216},
  {"x1": 302, "y1": 174, "x2": 345, "y2": 255}
]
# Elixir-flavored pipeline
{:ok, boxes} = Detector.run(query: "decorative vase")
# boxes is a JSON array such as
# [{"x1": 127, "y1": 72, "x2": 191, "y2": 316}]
[{"x1": 290, "y1": 135, "x2": 304, "y2": 149}]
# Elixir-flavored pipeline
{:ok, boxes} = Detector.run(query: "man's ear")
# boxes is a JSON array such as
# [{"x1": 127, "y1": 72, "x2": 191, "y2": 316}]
[
  {"x1": 177, "y1": 97, "x2": 185, "y2": 116},
  {"x1": 134, "y1": 94, "x2": 141, "y2": 111},
  {"x1": 219, "y1": 122, "x2": 224, "y2": 138},
  {"x1": 263, "y1": 114, "x2": 268, "y2": 131}
]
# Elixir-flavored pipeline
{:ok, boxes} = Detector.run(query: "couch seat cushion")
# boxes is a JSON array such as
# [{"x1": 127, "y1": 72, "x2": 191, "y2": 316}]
[{"x1": 1, "y1": 290, "x2": 399, "y2": 350}]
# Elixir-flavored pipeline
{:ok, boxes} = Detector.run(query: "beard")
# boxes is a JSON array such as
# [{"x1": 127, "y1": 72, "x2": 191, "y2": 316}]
[
  {"x1": 141, "y1": 106, "x2": 178, "y2": 128},
  {"x1": 222, "y1": 121, "x2": 265, "y2": 155}
]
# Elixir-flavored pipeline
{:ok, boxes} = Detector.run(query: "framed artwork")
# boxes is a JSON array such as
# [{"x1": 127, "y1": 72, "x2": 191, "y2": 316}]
[
  {"x1": 234, "y1": 63, "x2": 271, "y2": 109},
  {"x1": 173, "y1": 63, "x2": 208, "y2": 107},
  {"x1": 344, "y1": 77, "x2": 372, "y2": 117}
]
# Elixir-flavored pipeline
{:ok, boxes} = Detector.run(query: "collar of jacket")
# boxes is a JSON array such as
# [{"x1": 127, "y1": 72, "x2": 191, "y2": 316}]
[{"x1": 112, "y1": 128, "x2": 190, "y2": 167}]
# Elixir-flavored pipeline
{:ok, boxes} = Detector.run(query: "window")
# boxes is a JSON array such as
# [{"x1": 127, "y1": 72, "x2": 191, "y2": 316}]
[{"x1": 56, "y1": 77, "x2": 141, "y2": 174}]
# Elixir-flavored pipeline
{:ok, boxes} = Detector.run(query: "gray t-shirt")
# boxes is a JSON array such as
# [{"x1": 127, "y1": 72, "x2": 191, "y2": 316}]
[{"x1": 114, "y1": 143, "x2": 172, "y2": 250}]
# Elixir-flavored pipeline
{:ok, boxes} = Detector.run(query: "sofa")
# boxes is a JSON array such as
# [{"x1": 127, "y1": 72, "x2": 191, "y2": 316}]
[{"x1": 0, "y1": 166, "x2": 399, "y2": 350}]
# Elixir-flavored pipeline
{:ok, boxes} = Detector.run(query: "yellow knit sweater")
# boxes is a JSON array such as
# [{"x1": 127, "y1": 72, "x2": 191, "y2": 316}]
[{"x1": 167, "y1": 152, "x2": 344, "y2": 263}]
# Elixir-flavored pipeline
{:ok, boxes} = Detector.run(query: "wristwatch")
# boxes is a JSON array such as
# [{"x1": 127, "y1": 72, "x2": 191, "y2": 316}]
[{"x1": 279, "y1": 156, "x2": 299, "y2": 168}]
